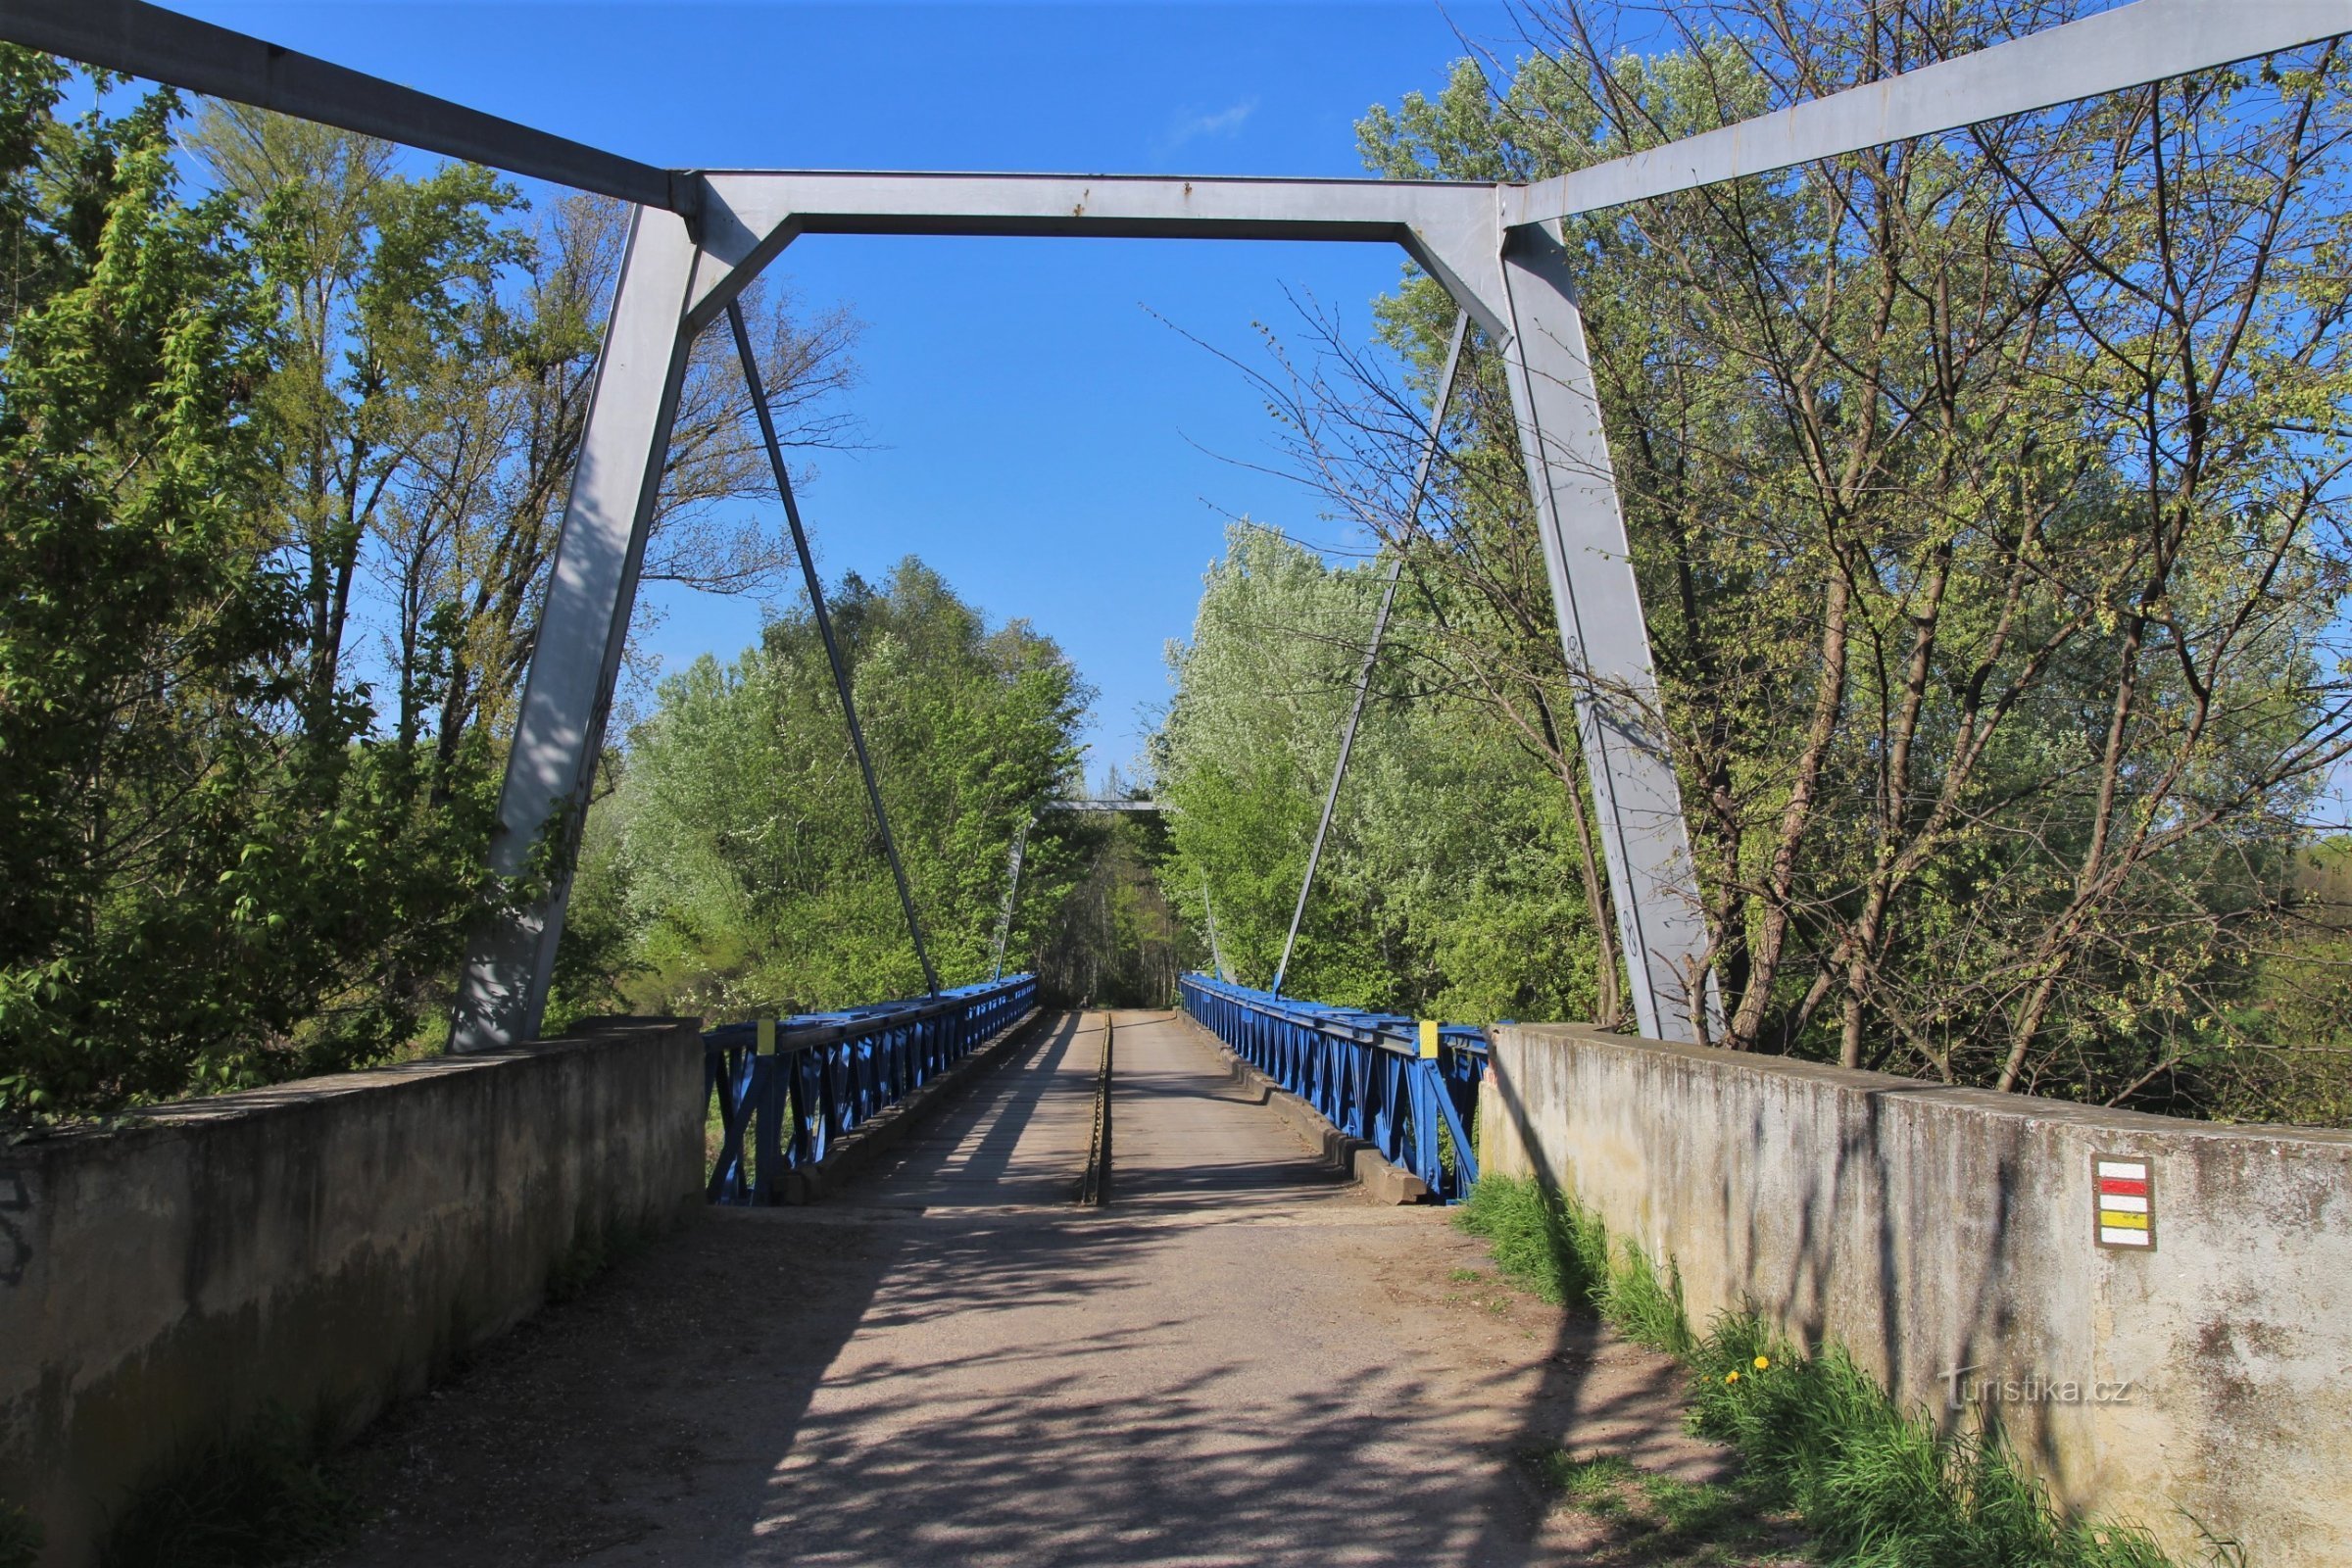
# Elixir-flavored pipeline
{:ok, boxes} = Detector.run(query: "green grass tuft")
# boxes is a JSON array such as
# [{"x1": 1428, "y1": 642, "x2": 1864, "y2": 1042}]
[
  {"x1": 0, "y1": 1500, "x2": 41, "y2": 1568},
  {"x1": 1462, "y1": 1176, "x2": 2186, "y2": 1568},
  {"x1": 1457, "y1": 1171, "x2": 1690, "y2": 1352},
  {"x1": 1456, "y1": 1167, "x2": 1608, "y2": 1308},
  {"x1": 1528, "y1": 1448, "x2": 1638, "y2": 1511},
  {"x1": 1687, "y1": 1317, "x2": 2176, "y2": 1568},
  {"x1": 100, "y1": 1412, "x2": 351, "y2": 1568}
]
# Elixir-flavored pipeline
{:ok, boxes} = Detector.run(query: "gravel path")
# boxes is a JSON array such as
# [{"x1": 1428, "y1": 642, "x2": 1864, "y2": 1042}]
[{"x1": 328, "y1": 1010, "x2": 1726, "y2": 1567}]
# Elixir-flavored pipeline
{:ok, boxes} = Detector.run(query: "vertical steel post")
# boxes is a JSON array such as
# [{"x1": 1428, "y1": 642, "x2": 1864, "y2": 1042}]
[
  {"x1": 449, "y1": 208, "x2": 702, "y2": 1052},
  {"x1": 1494, "y1": 221, "x2": 1717, "y2": 1043},
  {"x1": 1270, "y1": 311, "x2": 1472, "y2": 997}
]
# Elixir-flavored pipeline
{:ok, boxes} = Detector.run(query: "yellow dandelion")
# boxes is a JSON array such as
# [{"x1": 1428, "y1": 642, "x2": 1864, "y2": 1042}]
[
  {"x1": 1753, "y1": 1355, "x2": 1771, "y2": 1371},
  {"x1": 1724, "y1": 1370, "x2": 1740, "y2": 1385}
]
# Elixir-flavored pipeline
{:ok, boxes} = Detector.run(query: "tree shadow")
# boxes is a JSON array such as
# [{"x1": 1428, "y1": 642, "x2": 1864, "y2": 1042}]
[{"x1": 329, "y1": 1012, "x2": 1712, "y2": 1567}]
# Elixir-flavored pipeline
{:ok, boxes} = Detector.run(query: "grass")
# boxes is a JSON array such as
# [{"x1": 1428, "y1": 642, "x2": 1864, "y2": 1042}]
[
  {"x1": 99, "y1": 1412, "x2": 352, "y2": 1568},
  {"x1": 1529, "y1": 1449, "x2": 1639, "y2": 1512},
  {"x1": 1456, "y1": 1167, "x2": 1691, "y2": 1354},
  {"x1": 0, "y1": 1501, "x2": 40, "y2": 1568},
  {"x1": 1523, "y1": 1447, "x2": 1807, "y2": 1564},
  {"x1": 1461, "y1": 1175, "x2": 2186, "y2": 1568}
]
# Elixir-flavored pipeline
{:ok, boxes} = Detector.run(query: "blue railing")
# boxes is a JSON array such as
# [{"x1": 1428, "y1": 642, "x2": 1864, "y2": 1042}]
[
  {"x1": 1177, "y1": 973, "x2": 1486, "y2": 1202},
  {"x1": 704, "y1": 973, "x2": 1038, "y2": 1204}
]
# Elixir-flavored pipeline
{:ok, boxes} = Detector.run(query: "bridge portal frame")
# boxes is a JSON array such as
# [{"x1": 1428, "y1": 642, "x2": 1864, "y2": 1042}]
[
  {"x1": 442, "y1": 170, "x2": 1723, "y2": 1050},
  {"x1": 7, "y1": 0, "x2": 2346, "y2": 1052}
]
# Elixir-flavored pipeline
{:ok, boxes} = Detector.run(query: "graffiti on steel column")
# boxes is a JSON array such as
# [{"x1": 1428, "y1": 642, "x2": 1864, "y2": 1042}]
[{"x1": 0, "y1": 1166, "x2": 28, "y2": 1286}]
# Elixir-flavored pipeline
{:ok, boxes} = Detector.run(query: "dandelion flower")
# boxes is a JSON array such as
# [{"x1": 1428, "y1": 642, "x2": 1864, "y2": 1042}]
[
  {"x1": 1724, "y1": 1370, "x2": 1740, "y2": 1385},
  {"x1": 1753, "y1": 1355, "x2": 1771, "y2": 1371}
]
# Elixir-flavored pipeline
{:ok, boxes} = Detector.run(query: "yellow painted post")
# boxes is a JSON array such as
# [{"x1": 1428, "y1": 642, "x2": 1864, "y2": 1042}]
[
  {"x1": 1418, "y1": 1019, "x2": 1440, "y2": 1058},
  {"x1": 757, "y1": 1016, "x2": 776, "y2": 1055}
]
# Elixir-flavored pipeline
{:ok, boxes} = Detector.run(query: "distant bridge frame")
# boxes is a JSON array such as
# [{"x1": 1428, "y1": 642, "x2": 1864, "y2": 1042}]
[{"x1": 8, "y1": 0, "x2": 2346, "y2": 1048}]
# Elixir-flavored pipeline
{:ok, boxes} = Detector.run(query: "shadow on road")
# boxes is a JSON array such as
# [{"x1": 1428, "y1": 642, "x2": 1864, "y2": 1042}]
[{"x1": 328, "y1": 1011, "x2": 1714, "y2": 1568}]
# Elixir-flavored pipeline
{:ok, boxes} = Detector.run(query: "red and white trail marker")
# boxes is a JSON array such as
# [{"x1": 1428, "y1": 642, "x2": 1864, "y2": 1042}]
[{"x1": 2094, "y1": 1155, "x2": 2155, "y2": 1250}]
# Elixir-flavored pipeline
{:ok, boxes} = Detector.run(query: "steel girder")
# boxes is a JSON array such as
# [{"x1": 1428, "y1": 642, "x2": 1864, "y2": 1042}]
[
  {"x1": 447, "y1": 210, "x2": 704, "y2": 1049},
  {"x1": 5, "y1": 0, "x2": 2346, "y2": 1048},
  {"x1": 3, "y1": 0, "x2": 690, "y2": 213}
]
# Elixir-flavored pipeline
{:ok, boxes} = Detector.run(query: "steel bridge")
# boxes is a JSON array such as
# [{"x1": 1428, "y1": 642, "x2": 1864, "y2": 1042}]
[
  {"x1": 18, "y1": 0, "x2": 2334, "y2": 1063},
  {"x1": 7, "y1": 4, "x2": 2348, "y2": 1562}
]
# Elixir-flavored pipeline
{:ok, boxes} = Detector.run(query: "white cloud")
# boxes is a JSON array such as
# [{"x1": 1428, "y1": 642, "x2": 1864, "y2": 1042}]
[{"x1": 1165, "y1": 98, "x2": 1258, "y2": 149}]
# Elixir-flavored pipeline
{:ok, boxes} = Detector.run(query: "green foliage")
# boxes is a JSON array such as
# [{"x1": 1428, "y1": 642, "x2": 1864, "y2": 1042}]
[
  {"x1": 1463, "y1": 1176, "x2": 2179, "y2": 1568},
  {"x1": 1520, "y1": 1446, "x2": 1804, "y2": 1563},
  {"x1": 1345, "y1": 10, "x2": 2352, "y2": 1116},
  {"x1": 100, "y1": 1411, "x2": 350, "y2": 1568},
  {"x1": 568, "y1": 559, "x2": 1091, "y2": 1018},
  {"x1": 0, "y1": 59, "x2": 502, "y2": 1120},
  {"x1": 1687, "y1": 1320, "x2": 2172, "y2": 1568},
  {"x1": 1155, "y1": 524, "x2": 1615, "y2": 1020},
  {"x1": 1034, "y1": 805, "x2": 1199, "y2": 1007},
  {"x1": 1455, "y1": 1172, "x2": 1688, "y2": 1352},
  {"x1": 1528, "y1": 1448, "x2": 1639, "y2": 1510},
  {"x1": 0, "y1": 1500, "x2": 40, "y2": 1568}
]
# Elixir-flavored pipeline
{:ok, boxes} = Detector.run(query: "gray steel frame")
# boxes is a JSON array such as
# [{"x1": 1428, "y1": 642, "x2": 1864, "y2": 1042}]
[{"x1": 7, "y1": 0, "x2": 2343, "y2": 1047}]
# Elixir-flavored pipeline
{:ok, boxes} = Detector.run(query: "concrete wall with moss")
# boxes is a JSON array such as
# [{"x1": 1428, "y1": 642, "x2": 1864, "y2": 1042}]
[
  {"x1": 1479, "y1": 1023, "x2": 2352, "y2": 1567},
  {"x1": 0, "y1": 1021, "x2": 705, "y2": 1566}
]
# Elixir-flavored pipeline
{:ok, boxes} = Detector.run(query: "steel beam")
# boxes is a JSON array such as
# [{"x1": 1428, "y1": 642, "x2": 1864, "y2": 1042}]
[
  {"x1": 0, "y1": 0, "x2": 689, "y2": 215},
  {"x1": 1495, "y1": 221, "x2": 1717, "y2": 1043},
  {"x1": 449, "y1": 208, "x2": 702, "y2": 1051},
  {"x1": 24, "y1": 0, "x2": 2331, "y2": 1053},
  {"x1": 1508, "y1": 0, "x2": 2352, "y2": 226},
  {"x1": 687, "y1": 172, "x2": 1505, "y2": 336},
  {"x1": 989, "y1": 817, "x2": 1033, "y2": 981}
]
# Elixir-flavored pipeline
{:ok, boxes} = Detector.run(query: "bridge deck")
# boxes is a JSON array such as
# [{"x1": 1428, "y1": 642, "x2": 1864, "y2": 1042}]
[{"x1": 329, "y1": 1011, "x2": 1721, "y2": 1566}]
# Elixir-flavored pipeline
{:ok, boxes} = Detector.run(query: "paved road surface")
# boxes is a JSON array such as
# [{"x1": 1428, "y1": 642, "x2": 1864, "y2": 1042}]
[{"x1": 331, "y1": 1010, "x2": 1721, "y2": 1566}]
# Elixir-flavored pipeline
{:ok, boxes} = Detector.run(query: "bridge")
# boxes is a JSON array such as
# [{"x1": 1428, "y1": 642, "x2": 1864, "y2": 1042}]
[
  {"x1": 4, "y1": 3, "x2": 2352, "y2": 1566},
  {"x1": 328, "y1": 1004, "x2": 1703, "y2": 1567}
]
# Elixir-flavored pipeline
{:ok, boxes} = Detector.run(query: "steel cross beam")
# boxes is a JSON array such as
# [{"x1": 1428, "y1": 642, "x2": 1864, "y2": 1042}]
[
  {"x1": 1510, "y1": 0, "x2": 2352, "y2": 226},
  {"x1": 9, "y1": 0, "x2": 2350, "y2": 1048},
  {"x1": 986, "y1": 797, "x2": 1165, "y2": 982},
  {"x1": 686, "y1": 171, "x2": 1506, "y2": 334},
  {"x1": 3, "y1": 0, "x2": 691, "y2": 214}
]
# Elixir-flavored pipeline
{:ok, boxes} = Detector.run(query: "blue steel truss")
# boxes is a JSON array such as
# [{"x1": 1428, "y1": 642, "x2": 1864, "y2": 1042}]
[
  {"x1": 704, "y1": 974, "x2": 1037, "y2": 1204},
  {"x1": 1178, "y1": 973, "x2": 1485, "y2": 1202}
]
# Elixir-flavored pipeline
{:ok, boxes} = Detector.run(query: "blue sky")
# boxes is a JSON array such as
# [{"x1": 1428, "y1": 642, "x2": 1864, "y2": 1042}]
[{"x1": 174, "y1": 0, "x2": 1524, "y2": 781}]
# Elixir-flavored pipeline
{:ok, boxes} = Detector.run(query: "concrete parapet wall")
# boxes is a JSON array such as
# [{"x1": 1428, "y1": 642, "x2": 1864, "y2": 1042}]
[
  {"x1": 0, "y1": 1022, "x2": 706, "y2": 1566},
  {"x1": 1479, "y1": 1024, "x2": 2352, "y2": 1566}
]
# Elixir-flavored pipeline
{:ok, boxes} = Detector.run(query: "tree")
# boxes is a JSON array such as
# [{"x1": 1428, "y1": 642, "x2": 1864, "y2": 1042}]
[
  {"x1": 1339, "y1": 1, "x2": 2352, "y2": 1117},
  {"x1": 1152, "y1": 524, "x2": 1619, "y2": 1023},
  {"x1": 0, "y1": 75, "x2": 865, "y2": 1120},
  {"x1": 185, "y1": 106, "x2": 862, "y2": 766},
  {"x1": 0, "y1": 60, "x2": 495, "y2": 1114},
  {"x1": 567, "y1": 559, "x2": 1092, "y2": 1022}
]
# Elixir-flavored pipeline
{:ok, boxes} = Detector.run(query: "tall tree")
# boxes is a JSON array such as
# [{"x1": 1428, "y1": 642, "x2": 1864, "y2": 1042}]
[
  {"x1": 1153, "y1": 524, "x2": 1620, "y2": 1023},
  {"x1": 187, "y1": 107, "x2": 862, "y2": 768},
  {"x1": 1340, "y1": 0, "x2": 2352, "y2": 1115},
  {"x1": 0, "y1": 61, "x2": 498, "y2": 1114},
  {"x1": 567, "y1": 559, "x2": 1092, "y2": 1022}
]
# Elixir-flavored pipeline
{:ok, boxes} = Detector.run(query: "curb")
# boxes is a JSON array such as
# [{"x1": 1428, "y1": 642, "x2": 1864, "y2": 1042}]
[{"x1": 1170, "y1": 1010, "x2": 1430, "y2": 1204}]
